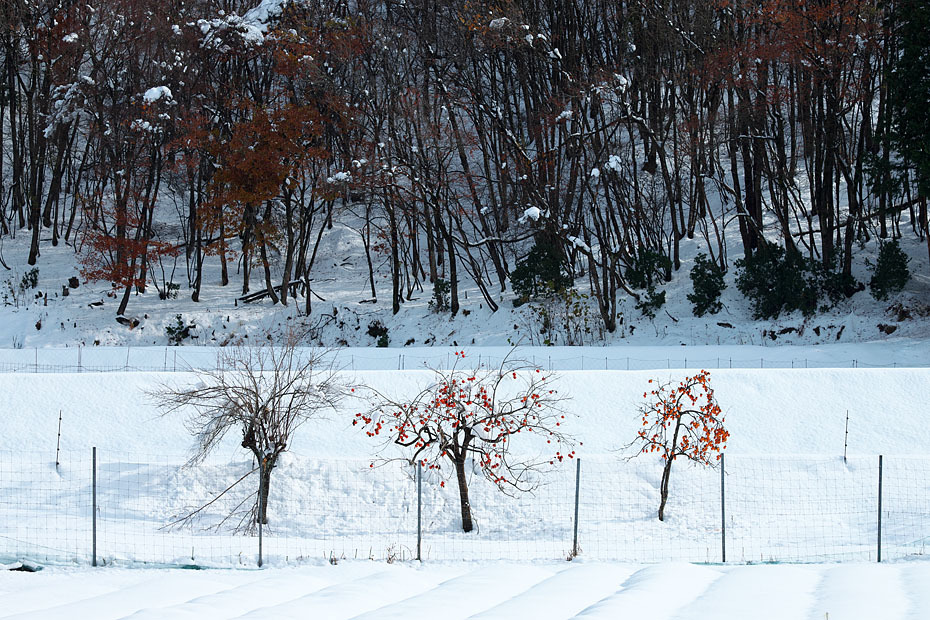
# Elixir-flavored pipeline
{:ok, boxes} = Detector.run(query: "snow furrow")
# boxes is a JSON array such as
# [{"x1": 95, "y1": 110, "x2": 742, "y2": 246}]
[
  {"x1": 0, "y1": 570, "x2": 148, "y2": 618},
  {"x1": 467, "y1": 562, "x2": 638, "y2": 620},
  {"x1": 0, "y1": 572, "x2": 239, "y2": 620},
  {"x1": 350, "y1": 563, "x2": 556, "y2": 620},
  {"x1": 572, "y1": 563, "x2": 723, "y2": 619},
  {"x1": 806, "y1": 564, "x2": 908, "y2": 620},
  {"x1": 116, "y1": 566, "x2": 349, "y2": 620},
  {"x1": 901, "y1": 563, "x2": 930, "y2": 620},
  {"x1": 231, "y1": 564, "x2": 464, "y2": 620},
  {"x1": 672, "y1": 564, "x2": 821, "y2": 620}
]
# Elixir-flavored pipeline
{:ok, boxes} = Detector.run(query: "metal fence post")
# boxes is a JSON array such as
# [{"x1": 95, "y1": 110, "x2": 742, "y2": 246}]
[
  {"x1": 417, "y1": 462, "x2": 422, "y2": 561},
  {"x1": 92, "y1": 446, "x2": 97, "y2": 567},
  {"x1": 877, "y1": 454, "x2": 883, "y2": 563},
  {"x1": 572, "y1": 458, "x2": 581, "y2": 557},
  {"x1": 720, "y1": 453, "x2": 726, "y2": 563}
]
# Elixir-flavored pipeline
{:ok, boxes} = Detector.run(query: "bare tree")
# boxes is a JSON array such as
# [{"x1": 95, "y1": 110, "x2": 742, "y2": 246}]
[
  {"x1": 152, "y1": 338, "x2": 347, "y2": 528},
  {"x1": 355, "y1": 350, "x2": 575, "y2": 532}
]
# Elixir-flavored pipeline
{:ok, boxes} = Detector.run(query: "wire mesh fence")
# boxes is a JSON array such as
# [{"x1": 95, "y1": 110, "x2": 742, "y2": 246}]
[
  {"x1": 1, "y1": 450, "x2": 927, "y2": 567},
  {"x1": 0, "y1": 346, "x2": 918, "y2": 374}
]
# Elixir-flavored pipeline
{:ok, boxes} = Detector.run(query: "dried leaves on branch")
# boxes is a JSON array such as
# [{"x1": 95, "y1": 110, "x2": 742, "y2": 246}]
[{"x1": 354, "y1": 350, "x2": 576, "y2": 532}]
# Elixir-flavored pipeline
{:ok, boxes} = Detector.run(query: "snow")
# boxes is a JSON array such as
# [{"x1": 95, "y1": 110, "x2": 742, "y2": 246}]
[
  {"x1": 519, "y1": 206, "x2": 542, "y2": 223},
  {"x1": 142, "y1": 86, "x2": 172, "y2": 103},
  {"x1": 567, "y1": 236, "x2": 591, "y2": 252},
  {"x1": 327, "y1": 171, "x2": 352, "y2": 184},
  {"x1": 5, "y1": 366, "x2": 928, "y2": 456},
  {"x1": 1, "y1": 365, "x2": 928, "y2": 569},
  {"x1": 0, "y1": 207, "x2": 923, "y2": 352},
  {"x1": 1, "y1": 362, "x2": 929, "y2": 615},
  {"x1": 2, "y1": 4, "x2": 928, "y2": 615},
  {"x1": 242, "y1": 0, "x2": 289, "y2": 33},
  {"x1": 238, "y1": 25, "x2": 265, "y2": 46},
  {"x1": 0, "y1": 142, "x2": 927, "y2": 616},
  {"x1": 130, "y1": 120, "x2": 154, "y2": 133},
  {"x1": 2, "y1": 562, "x2": 929, "y2": 619}
]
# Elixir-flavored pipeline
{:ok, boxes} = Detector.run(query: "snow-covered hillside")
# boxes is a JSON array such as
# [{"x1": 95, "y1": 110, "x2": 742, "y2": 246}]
[{"x1": 0, "y1": 217, "x2": 928, "y2": 351}]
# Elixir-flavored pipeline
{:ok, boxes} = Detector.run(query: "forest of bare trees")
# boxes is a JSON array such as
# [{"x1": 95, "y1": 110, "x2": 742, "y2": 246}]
[{"x1": 1, "y1": 0, "x2": 927, "y2": 331}]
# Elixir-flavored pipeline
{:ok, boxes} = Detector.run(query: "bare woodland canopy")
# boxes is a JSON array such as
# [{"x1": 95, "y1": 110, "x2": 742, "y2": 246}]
[{"x1": 1, "y1": 0, "x2": 927, "y2": 329}]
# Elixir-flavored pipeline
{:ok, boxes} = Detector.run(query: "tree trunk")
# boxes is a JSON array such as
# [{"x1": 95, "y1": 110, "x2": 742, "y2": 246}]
[
  {"x1": 453, "y1": 457, "x2": 474, "y2": 532},
  {"x1": 658, "y1": 457, "x2": 673, "y2": 522},
  {"x1": 258, "y1": 458, "x2": 274, "y2": 526},
  {"x1": 658, "y1": 419, "x2": 682, "y2": 521},
  {"x1": 191, "y1": 231, "x2": 203, "y2": 303}
]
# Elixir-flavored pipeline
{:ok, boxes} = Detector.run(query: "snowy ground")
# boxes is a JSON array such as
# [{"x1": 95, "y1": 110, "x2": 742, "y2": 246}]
[
  {"x1": 1, "y1": 297, "x2": 927, "y2": 614},
  {"x1": 3, "y1": 560, "x2": 930, "y2": 620},
  {"x1": 1, "y1": 207, "x2": 928, "y2": 352},
  {"x1": 5, "y1": 367, "x2": 930, "y2": 457},
  {"x1": 2, "y1": 366, "x2": 929, "y2": 570}
]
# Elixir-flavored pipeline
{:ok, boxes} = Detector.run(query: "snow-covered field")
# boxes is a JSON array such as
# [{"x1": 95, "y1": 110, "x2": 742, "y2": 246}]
[
  {"x1": 3, "y1": 560, "x2": 930, "y2": 620},
  {"x1": 2, "y1": 353, "x2": 929, "y2": 616}
]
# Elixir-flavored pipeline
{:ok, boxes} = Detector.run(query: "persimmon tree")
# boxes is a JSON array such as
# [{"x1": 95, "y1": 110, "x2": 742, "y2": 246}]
[
  {"x1": 631, "y1": 370, "x2": 728, "y2": 521},
  {"x1": 354, "y1": 351, "x2": 576, "y2": 532}
]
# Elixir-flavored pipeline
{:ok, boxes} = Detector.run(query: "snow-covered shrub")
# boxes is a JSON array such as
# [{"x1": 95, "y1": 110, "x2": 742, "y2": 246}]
[
  {"x1": 367, "y1": 320, "x2": 389, "y2": 347},
  {"x1": 624, "y1": 249, "x2": 670, "y2": 290},
  {"x1": 735, "y1": 246, "x2": 855, "y2": 319},
  {"x1": 868, "y1": 239, "x2": 910, "y2": 300},
  {"x1": 635, "y1": 288, "x2": 666, "y2": 319},
  {"x1": 3, "y1": 268, "x2": 40, "y2": 308},
  {"x1": 165, "y1": 314, "x2": 194, "y2": 346},
  {"x1": 20, "y1": 268, "x2": 39, "y2": 291},
  {"x1": 625, "y1": 250, "x2": 669, "y2": 318},
  {"x1": 510, "y1": 241, "x2": 572, "y2": 306},
  {"x1": 429, "y1": 278, "x2": 451, "y2": 313},
  {"x1": 687, "y1": 253, "x2": 726, "y2": 317}
]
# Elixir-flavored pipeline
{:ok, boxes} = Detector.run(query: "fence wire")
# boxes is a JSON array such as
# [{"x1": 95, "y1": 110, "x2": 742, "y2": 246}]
[
  {"x1": 1, "y1": 451, "x2": 927, "y2": 567},
  {"x1": 0, "y1": 346, "x2": 918, "y2": 374},
  {"x1": 0, "y1": 450, "x2": 93, "y2": 564}
]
